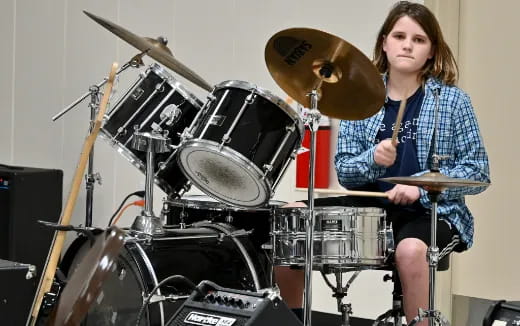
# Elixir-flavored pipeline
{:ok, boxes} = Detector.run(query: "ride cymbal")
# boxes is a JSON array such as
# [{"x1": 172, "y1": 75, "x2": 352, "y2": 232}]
[
  {"x1": 379, "y1": 171, "x2": 490, "y2": 192},
  {"x1": 265, "y1": 28, "x2": 385, "y2": 120},
  {"x1": 84, "y1": 11, "x2": 212, "y2": 92}
]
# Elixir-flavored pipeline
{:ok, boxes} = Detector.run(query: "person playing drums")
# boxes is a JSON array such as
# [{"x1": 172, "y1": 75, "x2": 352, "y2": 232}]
[{"x1": 276, "y1": 2, "x2": 490, "y2": 324}]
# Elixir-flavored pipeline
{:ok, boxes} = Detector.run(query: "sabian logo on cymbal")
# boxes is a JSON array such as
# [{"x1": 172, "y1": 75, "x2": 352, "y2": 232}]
[{"x1": 273, "y1": 36, "x2": 312, "y2": 66}]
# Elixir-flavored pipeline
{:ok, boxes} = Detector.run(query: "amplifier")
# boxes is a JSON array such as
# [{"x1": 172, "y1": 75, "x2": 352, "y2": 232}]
[
  {"x1": 0, "y1": 259, "x2": 37, "y2": 325},
  {"x1": 166, "y1": 281, "x2": 302, "y2": 326},
  {"x1": 483, "y1": 300, "x2": 520, "y2": 326},
  {"x1": 0, "y1": 164, "x2": 62, "y2": 271}
]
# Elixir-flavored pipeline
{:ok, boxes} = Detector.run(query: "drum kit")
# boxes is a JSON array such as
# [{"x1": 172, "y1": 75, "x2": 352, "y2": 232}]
[{"x1": 38, "y1": 10, "x2": 489, "y2": 326}]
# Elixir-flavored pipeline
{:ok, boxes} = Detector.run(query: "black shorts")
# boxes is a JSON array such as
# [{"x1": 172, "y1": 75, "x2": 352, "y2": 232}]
[{"x1": 302, "y1": 195, "x2": 462, "y2": 255}]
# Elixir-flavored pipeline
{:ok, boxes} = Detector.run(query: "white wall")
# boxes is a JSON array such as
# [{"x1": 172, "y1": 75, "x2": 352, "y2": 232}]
[
  {"x1": 1, "y1": 0, "x2": 429, "y2": 320},
  {"x1": 452, "y1": 0, "x2": 520, "y2": 300}
]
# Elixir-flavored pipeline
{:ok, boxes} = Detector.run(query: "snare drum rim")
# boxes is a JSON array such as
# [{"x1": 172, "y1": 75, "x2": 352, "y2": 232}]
[
  {"x1": 214, "y1": 80, "x2": 304, "y2": 137},
  {"x1": 177, "y1": 138, "x2": 272, "y2": 207}
]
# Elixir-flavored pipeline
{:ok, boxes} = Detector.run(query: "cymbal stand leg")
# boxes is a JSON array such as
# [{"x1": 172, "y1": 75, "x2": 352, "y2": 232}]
[
  {"x1": 408, "y1": 191, "x2": 450, "y2": 326},
  {"x1": 303, "y1": 89, "x2": 321, "y2": 326},
  {"x1": 85, "y1": 85, "x2": 101, "y2": 227}
]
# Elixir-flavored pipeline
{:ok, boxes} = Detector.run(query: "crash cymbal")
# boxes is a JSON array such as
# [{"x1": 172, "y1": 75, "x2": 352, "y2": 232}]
[
  {"x1": 84, "y1": 11, "x2": 212, "y2": 92},
  {"x1": 379, "y1": 171, "x2": 490, "y2": 192},
  {"x1": 52, "y1": 227, "x2": 124, "y2": 325},
  {"x1": 265, "y1": 28, "x2": 385, "y2": 120}
]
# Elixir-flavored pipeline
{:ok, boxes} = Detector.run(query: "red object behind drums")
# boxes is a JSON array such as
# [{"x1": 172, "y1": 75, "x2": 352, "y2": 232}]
[{"x1": 296, "y1": 125, "x2": 331, "y2": 188}]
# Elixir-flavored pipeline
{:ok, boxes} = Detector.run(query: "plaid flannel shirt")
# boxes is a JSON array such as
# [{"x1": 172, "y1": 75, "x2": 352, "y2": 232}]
[{"x1": 334, "y1": 77, "x2": 490, "y2": 249}]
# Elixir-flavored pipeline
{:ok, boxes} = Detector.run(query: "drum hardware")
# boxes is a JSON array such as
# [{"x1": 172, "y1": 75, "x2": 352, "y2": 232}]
[
  {"x1": 265, "y1": 28, "x2": 385, "y2": 326},
  {"x1": 52, "y1": 60, "x2": 135, "y2": 228},
  {"x1": 28, "y1": 63, "x2": 119, "y2": 326},
  {"x1": 320, "y1": 270, "x2": 361, "y2": 326},
  {"x1": 111, "y1": 78, "x2": 168, "y2": 142},
  {"x1": 218, "y1": 89, "x2": 256, "y2": 150},
  {"x1": 130, "y1": 130, "x2": 171, "y2": 236},
  {"x1": 84, "y1": 11, "x2": 213, "y2": 92}
]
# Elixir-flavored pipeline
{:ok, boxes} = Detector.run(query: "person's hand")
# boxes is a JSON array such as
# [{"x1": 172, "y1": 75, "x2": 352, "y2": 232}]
[
  {"x1": 386, "y1": 185, "x2": 420, "y2": 205},
  {"x1": 374, "y1": 139, "x2": 397, "y2": 167}
]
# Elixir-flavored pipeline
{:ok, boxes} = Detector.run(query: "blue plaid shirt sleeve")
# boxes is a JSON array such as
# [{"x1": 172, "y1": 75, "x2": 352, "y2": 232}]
[{"x1": 335, "y1": 117, "x2": 386, "y2": 188}]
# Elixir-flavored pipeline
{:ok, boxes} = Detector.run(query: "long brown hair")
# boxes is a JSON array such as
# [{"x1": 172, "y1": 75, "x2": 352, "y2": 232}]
[{"x1": 373, "y1": 1, "x2": 458, "y2": 85}]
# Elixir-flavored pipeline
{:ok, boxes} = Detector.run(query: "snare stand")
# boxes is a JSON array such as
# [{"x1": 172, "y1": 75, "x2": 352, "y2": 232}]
[
  {"x1": 321, "y1": 268, "x2": 361, "y2": 326},
  {"x1": 130, "y1": 130, "x2": 170, "y2": 236}
]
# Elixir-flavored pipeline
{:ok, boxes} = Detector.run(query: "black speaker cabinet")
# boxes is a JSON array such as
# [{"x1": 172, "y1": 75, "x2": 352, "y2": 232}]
[
  {"x1": 0, "y1": 259, "x2": 38, "y2": 325},
  {"x1": 167, "y1": 281, "x2": 302, "y2": 326},
  {"x1": 0, "y1": 164, "x2": 62, "y2": 280}
]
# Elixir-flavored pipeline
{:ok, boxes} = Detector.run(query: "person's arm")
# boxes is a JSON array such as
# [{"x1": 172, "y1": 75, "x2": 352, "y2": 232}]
[
  {"x1": 334, "y1": 119, "x2": 387, "y2": 188},
  {"x1": 417, "y1": 91, "x2": 490, "y2": 203}
]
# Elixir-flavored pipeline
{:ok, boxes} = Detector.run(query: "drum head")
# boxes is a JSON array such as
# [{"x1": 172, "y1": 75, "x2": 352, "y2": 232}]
[{"x1": 177, "y1": 139, "x2": 271, "y2": 207}]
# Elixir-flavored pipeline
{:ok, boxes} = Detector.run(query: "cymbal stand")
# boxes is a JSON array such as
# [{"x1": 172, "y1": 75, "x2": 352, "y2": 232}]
[
  {"x1": 321, "y1": 269, "x2": 361, "y2": 326},
  {"x1": 408, "y1": 187, "x2": 450, "y2": 326},
  {"x1": 52, "y1": 53, "x2": 145, "y2": 227},
  {"x1": 303, "y1": 88, "x2": 321, "y2": 326},
  {"x1": 130, "y1": 130, "x2": 170, "y2": 236},
  {"x1": 84, "y1": 86, "x2": 101, "y2": 227},
  {"x1": 409, "y1": 89, "x2": 450, "y2": 326}
]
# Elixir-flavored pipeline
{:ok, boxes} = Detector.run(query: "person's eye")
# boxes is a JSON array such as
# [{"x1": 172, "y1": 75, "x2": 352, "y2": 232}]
[
  {"x1": 393, "y1": 34, "x2": 405, "y2": 40},
  {"x1": 414, "y1": 37, "x2": 426, "y2": 43}
]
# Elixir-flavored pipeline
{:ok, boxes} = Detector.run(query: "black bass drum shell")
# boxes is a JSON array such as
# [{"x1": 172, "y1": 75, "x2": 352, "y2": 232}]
[{"x1": 60, "y1": 223, "x2": 270, "y2": 326}]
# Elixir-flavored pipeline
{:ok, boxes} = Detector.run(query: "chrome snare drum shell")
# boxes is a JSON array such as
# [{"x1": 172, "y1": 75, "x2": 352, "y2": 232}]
[{"x1": 271, "y1": 206, "x2": 392, "y2": 268}]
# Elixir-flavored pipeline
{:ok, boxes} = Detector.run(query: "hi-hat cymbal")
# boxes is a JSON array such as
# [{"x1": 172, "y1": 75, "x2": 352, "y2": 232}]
[
  {"x1": 265, "y1": 28, "x2": 385, "y2": 120},
  {"x1": 84, "y1": 11, "x2": 212, "y2": 92},
  {"x1": 380, "y1": 171, "x2": 490, "y2": 192}
]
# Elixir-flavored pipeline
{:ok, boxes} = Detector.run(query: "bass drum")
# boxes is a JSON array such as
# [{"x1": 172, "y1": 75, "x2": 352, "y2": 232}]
[{"x1": 60, "y1": 223, "x2": 271, "y2": 326}]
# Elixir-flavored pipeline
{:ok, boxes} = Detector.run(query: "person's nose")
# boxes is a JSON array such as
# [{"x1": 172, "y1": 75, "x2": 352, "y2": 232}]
[{"x1": 402, "y1": 38, "x2": 413, "y2": 52}]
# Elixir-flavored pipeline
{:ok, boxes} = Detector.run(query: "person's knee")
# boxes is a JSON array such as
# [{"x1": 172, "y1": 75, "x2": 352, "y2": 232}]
[{"x1": 395, "y1": 238, "x2": 427, "y2": 269}]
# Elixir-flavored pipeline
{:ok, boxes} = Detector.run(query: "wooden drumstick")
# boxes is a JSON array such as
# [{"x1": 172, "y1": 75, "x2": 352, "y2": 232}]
[
  {"x1": 297, "y1": 188, "x2": 388, "y2": 198},
  {"x1": 28, "y1": 62, "x2": 119, "y2": 326},
  {"x1": 390, "y1": 93, "x2": 408, "y2": 146}
]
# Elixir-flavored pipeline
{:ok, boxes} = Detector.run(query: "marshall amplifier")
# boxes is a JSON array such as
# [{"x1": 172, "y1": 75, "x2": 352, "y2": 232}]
[{"x1": 166, "y1": 281, "x2": 302, "y2": 326}]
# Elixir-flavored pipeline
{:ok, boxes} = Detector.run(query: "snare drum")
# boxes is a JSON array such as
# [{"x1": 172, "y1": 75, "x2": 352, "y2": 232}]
[
  {"x1": 177, "y1": 81, "x2": 304, "y2": 207},
  {"x1": 271, "y1": 206, "x2": 393, "y2": 268},
  {"x1": 100, "y1": 64, "x2": 203, "y2": 197},
  {"x1": 60, "y1": 224, "x2": 270, "y2": 325}
]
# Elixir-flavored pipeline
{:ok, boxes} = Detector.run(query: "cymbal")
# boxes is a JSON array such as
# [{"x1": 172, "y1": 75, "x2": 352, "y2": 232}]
[
  {"x1": 265, "y1": 28, "x2": 385, "y2": 120},
  {"x1": 52, "y1": 227, "x2": 124, "y2": 325},
  {"x1": 379, "y1": 171, "x2": 490, "y2": 192},
  {"x1": 83, "y1": 11, "x2": 212, "y2": 92}
]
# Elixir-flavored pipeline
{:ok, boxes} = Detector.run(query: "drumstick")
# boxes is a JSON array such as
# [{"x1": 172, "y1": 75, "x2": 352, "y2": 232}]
[
  {"x1": 296, "y1": 188, "x2": 388, "y2": 198},
  {"x1": 390, "y1": 93, "x2": 408, "y2": 146},
  {"x1": 28, "y1": 62, "x2": 118, "y2": 326}
]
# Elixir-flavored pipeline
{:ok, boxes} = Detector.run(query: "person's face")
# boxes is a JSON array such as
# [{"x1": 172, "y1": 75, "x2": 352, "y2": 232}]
[{"x1": 383, "y1": 15, "x2": 433, "y2": 75}]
